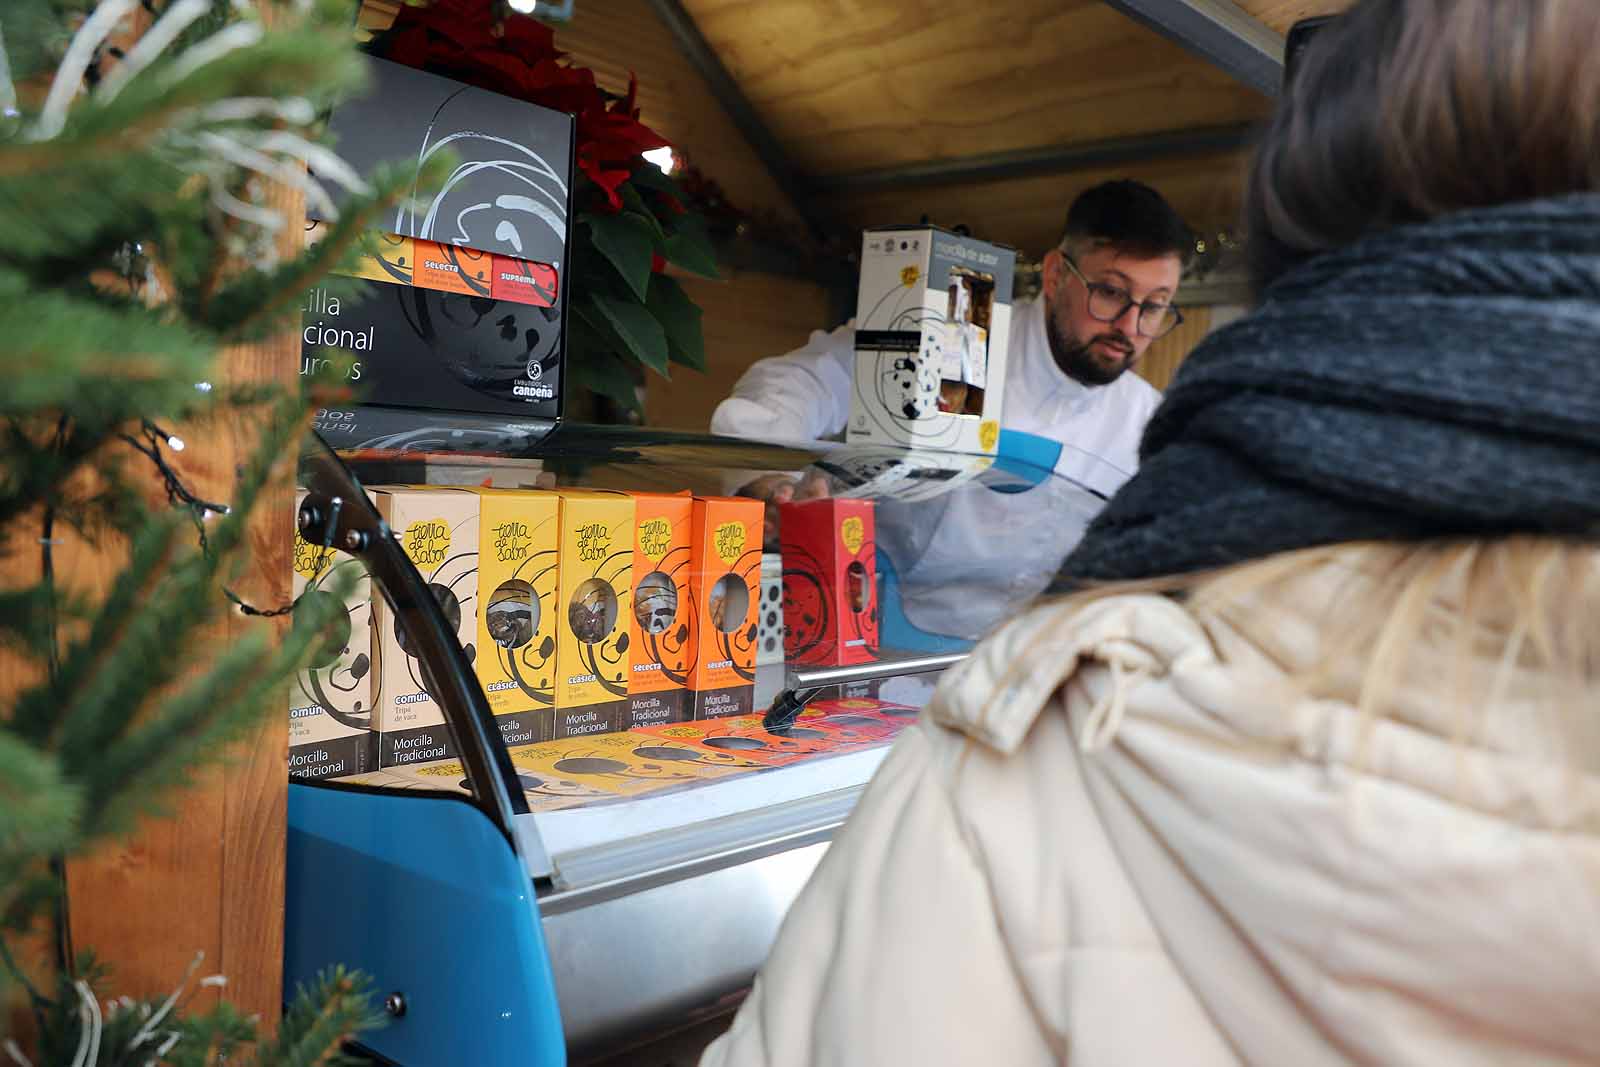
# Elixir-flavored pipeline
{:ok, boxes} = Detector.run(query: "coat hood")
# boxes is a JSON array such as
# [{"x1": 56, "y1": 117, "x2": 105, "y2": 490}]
[{"x1": 929, "y1": 554, "x2": 1600, "y2": 1065}]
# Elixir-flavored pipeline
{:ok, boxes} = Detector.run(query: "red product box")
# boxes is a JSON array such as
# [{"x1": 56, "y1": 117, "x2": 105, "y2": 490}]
[
  {"x1": 491, "y1": 255, "x2": 560, "y2": 306},
  {"x1": 778, "y1": 498, "x2": 879, "y2": 665}
]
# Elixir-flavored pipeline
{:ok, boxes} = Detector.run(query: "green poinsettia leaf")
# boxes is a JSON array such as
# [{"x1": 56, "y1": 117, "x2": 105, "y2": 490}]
[
  {"x1": 645, "y1": 275, "x2": 706, "y2": 372},
  {"x1": 567, "y1": 315, "x2": 644, "y2": 412},
  {"x1": 586, "y1": 212, "x2": 657, "y2": 303},
  {"x1": 625, "y1": 164, "x2": 682, "y2": 197},
  {"x1": 618, "y1": 184, "x2": 670, "y2": 240},
  {"x1": 663, "y1": 217, "x2": 720, "y2": 280},
  {"x1": 582, "y1": 292, "x2": 671, "y2": 378}
]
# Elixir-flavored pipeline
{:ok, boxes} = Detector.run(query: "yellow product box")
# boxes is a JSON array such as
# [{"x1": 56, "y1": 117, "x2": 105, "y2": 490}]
[
  {"x1": 306, "y1": 221, "x2": 416, "y2": 286},
  {"x1": 687, "y1": 496, "x2": 763, "y2": 719},
  {"x1": 472, "y1": 488, "x2": 561, "y2": 749},
  {"x1": 288, "y1": 490, "x2": 376, "y2": 781},
  {"x1": 370, "y1": 487, "x2": 478, "y2": 767},
  {"x1": 625, "y1": 492, "x2": 694, "y2": 730},
  {"x1": 554, "y1": 490, "x2": 633, "y2": 738}
]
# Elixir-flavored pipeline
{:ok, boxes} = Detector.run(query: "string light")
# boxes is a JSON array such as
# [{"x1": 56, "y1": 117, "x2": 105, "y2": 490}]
[{"x1": 121, "y1": 421, "x2": 290, "y2": 616}]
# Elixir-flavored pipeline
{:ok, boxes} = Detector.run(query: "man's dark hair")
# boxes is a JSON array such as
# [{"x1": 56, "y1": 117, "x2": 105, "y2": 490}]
[{"x1": 1061, "y1": 179, "x2": 1194, "y2": 265}]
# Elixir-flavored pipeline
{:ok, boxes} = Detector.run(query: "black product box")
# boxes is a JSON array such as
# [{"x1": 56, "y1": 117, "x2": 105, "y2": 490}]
[
  {"x1": 302, "y1": 279, "x2": 563, "y2": 418},
  {"x1": 305, "y1": 55, "x2": 574, "y2": 419}
]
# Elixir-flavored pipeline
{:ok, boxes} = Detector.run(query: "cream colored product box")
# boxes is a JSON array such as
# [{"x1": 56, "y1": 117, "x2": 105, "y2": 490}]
[
  {"x1": 849, "y1": 226, "x2": 1016, "y2": 454},
  {"x1": 553, "y1": 490, "x2": 634, "y2": 738},
  {"x1": 370, "y1": 487, "x2": 478, "y2": 767},
  {"x1": 289, "y1": 490, "x2": 376, "y2": 780},
  {"x1": 472, "y1": 488, "x2": 561, "y2": 749}
]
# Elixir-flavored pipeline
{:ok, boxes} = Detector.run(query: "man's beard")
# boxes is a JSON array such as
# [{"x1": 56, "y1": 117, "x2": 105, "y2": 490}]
[{"x1": 1046, "y1": 311, "x2": 1136, "y2": 387}]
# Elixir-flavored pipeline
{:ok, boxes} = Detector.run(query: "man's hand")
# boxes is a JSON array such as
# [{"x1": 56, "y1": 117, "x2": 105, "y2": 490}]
[{"x1": 737, "y1": 471, "x2": 832, "y2": 550}]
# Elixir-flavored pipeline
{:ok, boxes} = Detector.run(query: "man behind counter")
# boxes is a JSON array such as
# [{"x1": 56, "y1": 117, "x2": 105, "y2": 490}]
[{"x1": 710, "y1": 180, "x2": 1194, "y2": 509}]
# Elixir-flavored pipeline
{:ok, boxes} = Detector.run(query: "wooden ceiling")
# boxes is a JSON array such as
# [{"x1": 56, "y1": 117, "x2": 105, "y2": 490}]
[
  {"x1": 679, "y1": 0, "x2": 1269, "y2": 177},
  {"x1": 678, "y1": 0, "x2": 1275, "y2": 255}
]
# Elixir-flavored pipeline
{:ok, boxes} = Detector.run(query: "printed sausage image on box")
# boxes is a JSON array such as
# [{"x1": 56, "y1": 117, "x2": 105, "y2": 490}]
[
  {"x1": 288, "y1": 489, "x2": 376, "y2": 781},
  {"x1": 779, "y1": 498, "x2": 879, "y2": 666},
  {"x1": 370, "y1": 487, "x2": 478, "y2": 767},
  {"x1": 625, "y1": 492, "x2": 694, "y2": 729},
  {"x1": 554, "y1": 490, "x2": 633, "y2": 738},
  {"x1": 849, "y1": 226, "x2": 1016, "y2": 454},
  {"x1": 507, "y1": 730, "x2": 736, "y2": 802},
  {"x1": 472, "y1": 488, "x2": 560, "y2": 749},
  {"x1": 687, "y1": 497, "x2": 763, "y2": 720}
]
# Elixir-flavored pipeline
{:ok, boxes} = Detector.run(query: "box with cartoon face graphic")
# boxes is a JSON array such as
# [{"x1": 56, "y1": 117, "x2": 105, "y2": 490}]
[
  {"x1": 626, "y1": 492, "x2": 694, "y2": 729},
  {"x1": 779, "y1": 498, "x2": 879, "y2": 666},
  {"x1": 848, "y1": 226, "x2": 1016, "y2": 454},
  {"x1": 554, "y1": 490, "x2": 633, "y2": 738},
  {"x1": 369, "y1": 487, "x2": 477, "y2": 767},
  {"x1": 472, "y1": 488, "x2": 560, "y2": 749},
  {"x1": 289, "y1": 490, "x2": 376, "y2": 780},
  {"x1": 687, "y1": 497, "x2": 763, "y2": 719}
]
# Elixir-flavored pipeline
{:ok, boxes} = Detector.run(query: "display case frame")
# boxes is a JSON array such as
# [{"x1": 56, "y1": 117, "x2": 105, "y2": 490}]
[{"x1": 284, "y1": 414, "x2": 1106, "y2": 1064}]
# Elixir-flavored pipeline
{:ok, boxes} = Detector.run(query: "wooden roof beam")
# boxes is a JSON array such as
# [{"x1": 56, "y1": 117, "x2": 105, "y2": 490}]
[
  {"x1": 646, "y1": 0, "x2": 840, "y2": 244},
  {"x1": 1101, "y1": 0, "x2": 1284, "y2": 97},
  {"x1": 809, "y1": 123, "x2": 1257, "y2": 196}
]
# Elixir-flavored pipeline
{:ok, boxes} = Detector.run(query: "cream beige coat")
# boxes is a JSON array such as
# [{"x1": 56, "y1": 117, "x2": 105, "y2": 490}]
[{"x1": 702, "y1": 560, "x2": 1600, "y2": 1065}]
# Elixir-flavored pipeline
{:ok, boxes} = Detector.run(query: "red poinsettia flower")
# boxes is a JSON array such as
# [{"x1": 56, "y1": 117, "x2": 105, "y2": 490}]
[{"x1": 373, "y1": 5, "x2": 669, "y2": 212}]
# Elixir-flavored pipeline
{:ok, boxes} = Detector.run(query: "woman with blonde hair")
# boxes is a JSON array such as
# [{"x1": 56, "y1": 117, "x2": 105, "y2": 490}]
[{"x1": 702, "y1": 1, "x2": 1600, "y2": 1063}]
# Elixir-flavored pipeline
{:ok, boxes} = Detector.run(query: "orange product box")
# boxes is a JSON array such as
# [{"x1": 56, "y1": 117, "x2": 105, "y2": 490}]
[
  {"x1": 687, "y1": 496, "x2": 763, "y2": 719},
  {"x1": 491, "y1": 254, "x2": 560, "y2": 306},
  {"x1": 472, "y1": 488, "x2": 561, "y2": 749},
  {"x1": 634, "y1": 716, "x2": 850, "y2": 767},
  {"x1": 554, "y1": 490, "x2": 633, "y2": 738},
  {"x1": 778, "y1": 498, "x2": 879, "y2": 666},
  {"x1": 626, "y1": 492, "x2": 695, "y2": 729},
  {"x1": 413, "y1": 240, "x2": 493, "y2": 296}
]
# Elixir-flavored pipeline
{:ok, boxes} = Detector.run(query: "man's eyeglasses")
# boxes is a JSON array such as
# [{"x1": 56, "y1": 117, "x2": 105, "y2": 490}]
[{"x1": 1059, "y1": 253, "x2": 1183, "y2": 339}]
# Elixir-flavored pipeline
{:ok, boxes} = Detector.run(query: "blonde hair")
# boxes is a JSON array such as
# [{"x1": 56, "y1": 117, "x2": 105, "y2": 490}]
[{"x1": 1060, "y1": 537, "x2": 1600, "y2": 762}]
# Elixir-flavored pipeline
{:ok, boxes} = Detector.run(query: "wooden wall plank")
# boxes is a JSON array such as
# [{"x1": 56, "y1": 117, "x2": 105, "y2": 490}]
[
  {"x1": 679, "y1": 0, "x2": 1269, "y2": 177},
  {"x1": 61, "y1": 11, "x2": 301, "y2": 1018},
  {"x1": 1135, "y1": 305, "x2": 1211, "y2": 391},
  {"x1": 646, "y1": 271, "x2": 834, "y2": 431}
]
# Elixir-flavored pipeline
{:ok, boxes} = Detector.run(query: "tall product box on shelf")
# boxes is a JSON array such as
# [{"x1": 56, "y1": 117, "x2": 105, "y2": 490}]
[
  {"x1": 301, "y1": 56, "x2": 573, "y2": 420},
  {"x1": 626, "y1": 492, "x2": 694, "y2": 729},
  {"x1": 288, "y1": 490, "x2": 376, "y2": 780},
  {"x1": 472, "y1": 488, "x2": 561, "y2": 749},
  {"x1": 554, "y1": 490, "x2": 633, "y2": 738},
  {"x1": 687, "y1": 497, "x2": 763, "y2": 719},
  {"x1": 848, "y1": 226, "x2": 1016, "y2": 454},
  {"x1": 370, "y1": 487, "x2": 478, "y2": 767},
  {"x1": 778, "y1": 498, "x2": 879, "y2": 666}
]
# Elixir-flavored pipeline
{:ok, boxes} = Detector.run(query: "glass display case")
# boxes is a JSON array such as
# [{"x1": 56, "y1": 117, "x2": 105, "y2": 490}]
[{"x1": 284, "y1": 415, "x2": 1111, "y2": 1066}]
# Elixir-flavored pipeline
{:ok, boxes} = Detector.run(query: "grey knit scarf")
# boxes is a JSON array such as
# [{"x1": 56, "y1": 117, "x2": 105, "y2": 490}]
[{"x1": 1059, "y1": 194, "x2": 1600, "y2": 584}]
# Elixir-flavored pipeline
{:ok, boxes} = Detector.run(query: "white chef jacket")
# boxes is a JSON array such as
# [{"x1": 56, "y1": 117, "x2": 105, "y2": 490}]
[
  {"x1": 710, "y1": 297, "x2": 1160, "y2": 496},
  {"x1": 710, "y1": 297, "x2": 1164, "y2": 638}
]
